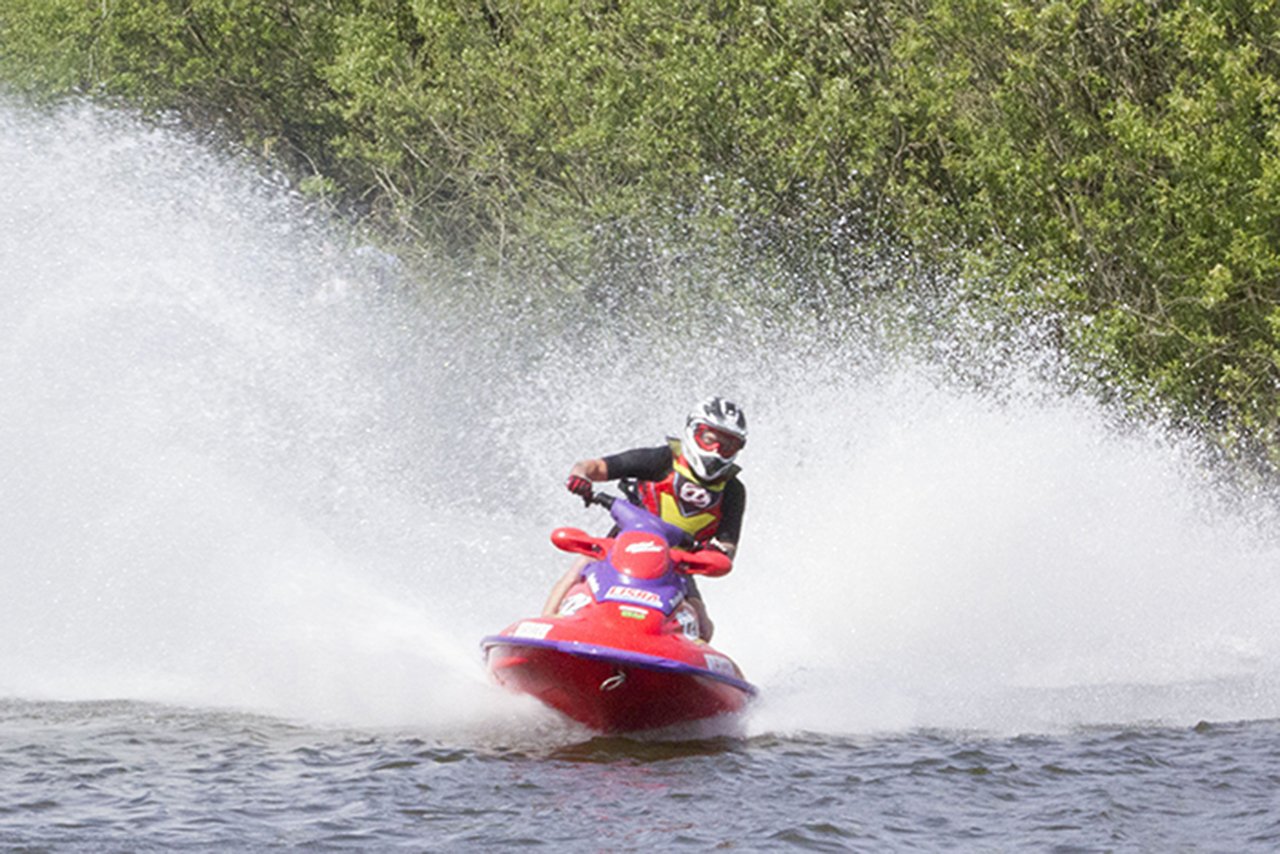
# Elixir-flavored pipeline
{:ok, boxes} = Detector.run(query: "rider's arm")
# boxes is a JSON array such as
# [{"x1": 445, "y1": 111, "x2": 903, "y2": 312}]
[
  {"x1": 712, "y1": 479, "x2": 746, "y2": 558},
  {"x1": 568, "y1": 457, "x2": 610, "y2": 482},
  {"x1": 570, "y1": 446, "x2": 671, "y2": 486},
  {"x1": 599, "y1": 446, "x2": 674, "y2": 481}
]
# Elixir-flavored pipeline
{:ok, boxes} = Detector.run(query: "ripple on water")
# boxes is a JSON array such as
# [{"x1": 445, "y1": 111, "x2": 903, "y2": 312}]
[{"x1": 3, "y1": 700, "x2": 1280, "y2": 849}]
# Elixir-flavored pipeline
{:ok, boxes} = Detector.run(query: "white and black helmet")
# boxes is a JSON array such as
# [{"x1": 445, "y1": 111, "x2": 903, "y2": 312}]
[{"x1": 682, "y1": 397, "x2": 748, "y2": 482}]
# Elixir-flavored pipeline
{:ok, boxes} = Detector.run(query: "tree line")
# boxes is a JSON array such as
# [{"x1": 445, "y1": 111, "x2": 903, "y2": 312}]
[{"x1": 4, "y1": 0, "x2": 1279, "y2": 461}]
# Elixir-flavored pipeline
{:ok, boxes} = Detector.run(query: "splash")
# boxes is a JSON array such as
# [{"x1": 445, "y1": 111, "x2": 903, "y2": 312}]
[
  {"x1": 735, "y1": 372, "x2": 1280, "y2": 734},
  {"x1": 0, "y1": 101, "x2": 510, "y2": 729},
  {"x1": 1, "y1": 100, "x2": 1277, "y2": 736}
]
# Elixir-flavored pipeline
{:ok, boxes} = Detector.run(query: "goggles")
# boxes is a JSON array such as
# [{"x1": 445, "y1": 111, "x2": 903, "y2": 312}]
[{"x1": 692, "y1": 423, "x2": 745, "y2": 457}]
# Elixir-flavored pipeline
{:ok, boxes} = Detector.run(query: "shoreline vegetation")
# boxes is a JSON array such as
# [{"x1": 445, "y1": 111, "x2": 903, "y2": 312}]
[{"x1": 4, "y1": 0, "x2": 1279, "y2": 468}]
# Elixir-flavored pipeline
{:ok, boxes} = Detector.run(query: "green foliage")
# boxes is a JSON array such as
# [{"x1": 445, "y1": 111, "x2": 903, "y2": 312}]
[
  {"x1": 3, "y1": 0, "x2": 1280, "y2": 457},
  {"x1": 0, "y1": 0, "x2": 353, "y2": 174},
  {"x1": 316, "y1": 0, "x2": 892, "y2": 261}
]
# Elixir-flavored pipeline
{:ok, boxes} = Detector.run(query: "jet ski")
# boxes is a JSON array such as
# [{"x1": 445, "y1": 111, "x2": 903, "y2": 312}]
[{"x1": 482, "y1": 492, "x2": 757, "y2": 733}]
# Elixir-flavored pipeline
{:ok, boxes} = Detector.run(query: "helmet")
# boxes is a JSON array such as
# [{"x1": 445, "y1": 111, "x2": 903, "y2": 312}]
[{"x1": 682, "y1": 397, "x2": 747, "y2": 482}]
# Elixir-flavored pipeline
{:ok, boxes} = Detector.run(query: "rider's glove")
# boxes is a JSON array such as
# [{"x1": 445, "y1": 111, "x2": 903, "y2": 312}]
[
  {"x1": 703, "y1": 538, "x2": 733, "y2": 558},
  {"x1": 566, "y1": 474, "x2": 594, "y2": 504}
]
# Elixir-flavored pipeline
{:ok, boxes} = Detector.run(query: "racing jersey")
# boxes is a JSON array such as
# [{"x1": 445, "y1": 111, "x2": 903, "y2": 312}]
[{"x1": 600, "y1": 442, "x2": 746, "y2": 547}]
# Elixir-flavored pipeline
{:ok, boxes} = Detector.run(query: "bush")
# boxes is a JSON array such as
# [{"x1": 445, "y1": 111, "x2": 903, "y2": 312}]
[{"x1": 3, "y1": 0, "x2": 1280, "y2": 458}]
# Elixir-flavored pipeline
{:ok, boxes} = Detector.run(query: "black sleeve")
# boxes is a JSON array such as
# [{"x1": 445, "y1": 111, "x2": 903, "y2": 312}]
[
  {"x1": 716, "y1": 478, "x2": 746, "y2": 547},
  {"x1": 600, "y1": 445, "x2": 673, "y2": 482}
]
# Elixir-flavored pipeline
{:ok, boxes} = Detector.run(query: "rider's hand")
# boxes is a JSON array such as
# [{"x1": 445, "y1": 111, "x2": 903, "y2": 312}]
[
  {"x1": 703, "y1": 538, "x2": 735, "y2": 558},
  {"x1": 566, "y1": 473, "x2": 594, "y2": 503}
]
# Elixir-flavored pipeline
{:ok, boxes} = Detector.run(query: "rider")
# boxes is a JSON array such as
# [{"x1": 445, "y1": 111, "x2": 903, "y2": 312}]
[{"x1": 541, "y1": 397, "x2": 748, "y2": 640}]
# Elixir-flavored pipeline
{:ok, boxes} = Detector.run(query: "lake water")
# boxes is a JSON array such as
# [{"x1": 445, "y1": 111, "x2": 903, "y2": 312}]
[{"x1": 4, "y1": 699, "x2": 1278, "y2": 850}]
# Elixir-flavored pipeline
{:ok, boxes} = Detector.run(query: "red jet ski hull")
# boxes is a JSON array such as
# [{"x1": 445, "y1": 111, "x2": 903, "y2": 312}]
[{"x1": 483, "y1": 613, "x2": 755, "y2": 733}]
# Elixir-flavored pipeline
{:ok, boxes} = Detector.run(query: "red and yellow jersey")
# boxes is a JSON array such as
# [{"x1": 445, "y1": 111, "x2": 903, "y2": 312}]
[
  {"x1": 636, "y1": 453, "x2": 729, "y2": 542},
  {"x1": 602, "y1": 439, "x2": 745, "y2": 546}
]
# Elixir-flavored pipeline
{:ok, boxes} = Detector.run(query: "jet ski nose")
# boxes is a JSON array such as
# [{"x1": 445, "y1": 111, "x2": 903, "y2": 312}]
[{"x1": 610, "y1": 531, "x2": 670, "y2": 579}]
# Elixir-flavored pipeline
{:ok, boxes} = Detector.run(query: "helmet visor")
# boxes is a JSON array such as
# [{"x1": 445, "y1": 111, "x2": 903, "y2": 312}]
[{"x1": 692, "y1": 423, "x2": 745, "y2": 457}]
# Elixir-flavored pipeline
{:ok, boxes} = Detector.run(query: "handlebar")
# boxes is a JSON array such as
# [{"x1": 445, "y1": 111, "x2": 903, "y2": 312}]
[
  {"x1": 563, "y1": 490, "x2": 731, "y2": 575},
  {"x1": 582, "y1": 490, "x2": 693, "y2": 549}
]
